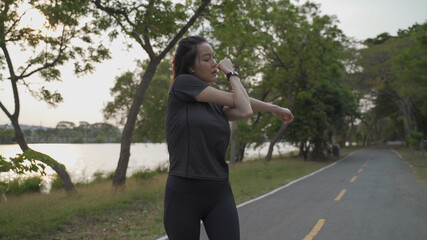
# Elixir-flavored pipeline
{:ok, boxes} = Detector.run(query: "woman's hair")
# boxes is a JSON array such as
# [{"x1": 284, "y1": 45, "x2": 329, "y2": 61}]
[{"x1": 171, "y1": 35, "x2": 207, "y2": 82}]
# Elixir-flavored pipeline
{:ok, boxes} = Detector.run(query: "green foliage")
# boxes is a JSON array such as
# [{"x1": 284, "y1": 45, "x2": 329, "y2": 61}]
[
  {"x1": 246, "y1": 0, "x2": 352, "y2": 158},
  {"x1": 1, "y1": 0, "x2": 111, "y2": 103},
  {"x1": 0, "y1": 151, "x2": 47, "y2": 175},
  {"x1": 96, "y1": 0, "x2": 358, "y2": 160},
  {"x1": 3, "y1": 176, "x2": 42, "y2": 196},
  {"x1": 134, "y1": 59, "x2": 171, "y2": 142},
  {"x1": 0, "y1": 127, "x2": 15, "y2": 144},
  {"x1": 104, "y1": 58, "x2": 171, "y2": 143},
  {"x1": 103, "y1": 72, "x2": 138, "y2": 126},
  {"x1": 365, "y1": 32, "x2": 393, "y2": 45},
  {"x1": 50, "y1": 174, "x2": 63, "y2": 190},
  {"x1": 284, "y1": 83, "x2": 356, "y2": 159},
  {"x1": 357, "y1": 23, "x2": 427, "y2": 142},
  {"x1": 407, "y1": 131, "x2": 424, "y2": 149},
  {"x1": 92, "y1": 0, "x2": 205, "y2": 56},
  {"x1": 106, "y1": 171, "x2": 115, "y2": 180},
  {"x1": 18, "y1": 122, "x2": 122, "y2": 143},
  {"x1": 22, "y1": 149, "x2": 65, "y2": 170},
  {"x1": 92, "y1": 171, "x2": 105, "y2": 182},
  {"x1": 132, "y1": 169, "x2": 157, "y2": 180}
]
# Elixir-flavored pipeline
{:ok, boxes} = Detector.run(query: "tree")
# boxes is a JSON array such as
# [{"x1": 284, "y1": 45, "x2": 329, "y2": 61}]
[
  {"x1": 92, "y1": 0, "x2": 211, "y2": 187},
  {"x1": 0, "y1": 0, "x2": 110, "y2": 193},
  {"x1": 255, "y1": 1, "x2": 349, "y2": 160},
  {"x1": 285, "y1": 83, "x2": 356, "y2": 159},
  {"x1": 204, "y1": 0, "x2": 264, "y2": 163},
  {"x1": 357, "y1": 23, "x2": 427, "y2": 144},
  {"x1": 0, "y1": 126, "x2": 14, "y2": 144},
  {"x1": 103, "y1": 58, "x2": 171, "y2": 143}
]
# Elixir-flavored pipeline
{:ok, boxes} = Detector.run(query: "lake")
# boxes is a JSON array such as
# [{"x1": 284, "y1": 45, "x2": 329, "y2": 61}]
[{"x1": 0, "y1": 142, "x2": 297, "y2": 189}]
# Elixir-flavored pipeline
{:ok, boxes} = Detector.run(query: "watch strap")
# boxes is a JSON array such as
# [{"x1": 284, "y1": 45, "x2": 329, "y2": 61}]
[{"x1": 226, "y1": 70, "x2": 239, "y2": 80}]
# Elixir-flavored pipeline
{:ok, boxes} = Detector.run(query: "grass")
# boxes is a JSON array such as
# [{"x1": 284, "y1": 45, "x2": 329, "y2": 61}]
[
  {"x1": 0, "y1": 151, "x2": 353, "y2": 240},
  {"x1": 395, "y1": 147, "x2": 427, "y2": 181}
]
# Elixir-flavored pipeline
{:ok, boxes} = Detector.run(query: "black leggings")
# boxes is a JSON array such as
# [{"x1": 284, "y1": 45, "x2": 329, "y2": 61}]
[{"x1": 163, "y1": 175, "x2": 240, "y2": 240}]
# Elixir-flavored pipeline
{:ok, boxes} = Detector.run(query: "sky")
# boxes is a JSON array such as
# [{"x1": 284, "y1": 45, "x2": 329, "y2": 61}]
[{"x1": 1, "y1": 0, "x2": 426, "y2": 128}]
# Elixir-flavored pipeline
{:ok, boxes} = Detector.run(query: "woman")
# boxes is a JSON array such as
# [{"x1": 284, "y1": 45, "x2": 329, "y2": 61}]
[{"x1": 164, "y1": 36, "x2": 293, "y2": 240}]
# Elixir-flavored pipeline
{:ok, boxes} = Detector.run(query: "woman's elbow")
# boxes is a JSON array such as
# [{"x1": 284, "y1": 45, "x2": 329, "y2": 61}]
[{"x1": 242, "y1": 109, "x2": 254, "y2": 119}]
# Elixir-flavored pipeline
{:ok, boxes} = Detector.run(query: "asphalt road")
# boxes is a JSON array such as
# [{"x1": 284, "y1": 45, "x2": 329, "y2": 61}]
[
  {"x1": 158, "y1": 146, "x2": 427, "y2": 240},
  {"x1": 200, "y1": 146, "x2": 427, "y2": 240}
]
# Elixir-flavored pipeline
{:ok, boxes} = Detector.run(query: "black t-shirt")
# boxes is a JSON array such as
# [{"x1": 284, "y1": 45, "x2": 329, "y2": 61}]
[{"x1": 165, "y1": 74, "x2": 230, "y2": 180}]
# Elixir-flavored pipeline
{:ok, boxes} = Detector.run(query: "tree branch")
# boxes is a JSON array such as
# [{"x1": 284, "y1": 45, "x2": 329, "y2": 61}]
[
  {"x1": 92, "y1": 0, "x2": 150, "y2": 56},
  {"x1": 269, "y1": 42, "x2": 289, "y2": 72},
  {"x1": 5, "y1": 9, "x2": 25, "y2": 36},
  {"x1": 140, "y1": 0, "x2": 155, "y2": 58},
  {"x1": 0, "y1": 101, "x2": 12, "y2": 119},
  {"x1": 93, "y1": 0, "x2": 133, "y2": 24},
  {"x1": 0, "y1": 40, "x2": 21, "y2": 120},
  {"x1": 159, "y1": 0, "x2": 211, "y2": 60},
  {"x1": 18, "y1": 28, "x2": 67, "y2": 80}
]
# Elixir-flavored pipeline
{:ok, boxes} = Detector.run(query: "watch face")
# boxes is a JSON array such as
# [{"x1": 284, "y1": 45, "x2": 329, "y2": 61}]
[{"x1": 227, "y1": 70, "x2": 239, "y2": 79}]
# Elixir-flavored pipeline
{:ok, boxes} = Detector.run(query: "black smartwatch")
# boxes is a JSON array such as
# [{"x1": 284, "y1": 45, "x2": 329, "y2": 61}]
[{"x1": 226, "y1": 70, "x2": 239, "y2": 80}]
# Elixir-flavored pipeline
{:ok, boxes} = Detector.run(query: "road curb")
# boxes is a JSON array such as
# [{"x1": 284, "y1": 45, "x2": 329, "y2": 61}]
[{"x1": 237, "y1": 149, "x2": 359, "y2": 209}]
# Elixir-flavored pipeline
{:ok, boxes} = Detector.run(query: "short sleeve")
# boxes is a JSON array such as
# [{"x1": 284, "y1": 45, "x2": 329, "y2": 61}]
[{"x1": 170, "y1": 74, "x2": 208, "y2": 103}]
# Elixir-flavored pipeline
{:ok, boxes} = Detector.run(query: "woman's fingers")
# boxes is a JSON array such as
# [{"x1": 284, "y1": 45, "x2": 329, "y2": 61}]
[
  {"x1": 278, "y1": 108, "x2": 293, "y2": 124},
  {"x1": 218, "y1": 59, "x2": 233, "y2": 73}
]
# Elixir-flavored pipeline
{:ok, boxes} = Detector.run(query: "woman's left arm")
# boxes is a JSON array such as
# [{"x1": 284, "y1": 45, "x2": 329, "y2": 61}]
[{"x1": 249, "y1": 97, "x2": 294, "y2": 124}]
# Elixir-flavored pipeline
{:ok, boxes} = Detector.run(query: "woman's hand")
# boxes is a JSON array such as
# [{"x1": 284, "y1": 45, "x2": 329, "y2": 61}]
[
  {"x1": 274, "y1": 107, "x2": 294, "y2": 124},
  {"x1": 217, "y1": 59, "x2": 234, "y2": 74}
]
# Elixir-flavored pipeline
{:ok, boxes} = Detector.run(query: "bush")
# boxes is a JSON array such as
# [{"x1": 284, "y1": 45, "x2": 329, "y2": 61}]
[
  {"x1": 106, "y1": 171, "x2": 115, "y2": 180},
  {"x1": 407, "y1": 131, "x2": 424, "y2": 150},
  {"x1": 92, "y1": 171, "x2": 105, "y2": 182},
  {"x1": 132, "y1": 170, "x2": 156, "y2": 180},
  {"x1": 6, "y1": 176, "x2": 42, "y2": 195},
  {"x1": 50, "y1": 174, "x2": 63, "y2": 190}
]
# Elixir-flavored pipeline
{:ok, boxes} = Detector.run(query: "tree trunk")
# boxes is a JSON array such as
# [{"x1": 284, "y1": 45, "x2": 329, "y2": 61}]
[
  {"x1": 11, "y1": 119, "x2": 75, "y2": 194},
  {"x1": 229, "y1": 121, "x2": 238, "y2": 164},
  {"x1": 3, "y1": 69, "x2": 75, "y2": 194},
  {"x1": 113, "y1": 58, "x2": 161, "y2": 187},
  {"x1": 237, "y1": 142, "x2": 246, "y2": 162},
  {"x1": 399, "y1": 96, "x2": 417, "y2": 141},
  {"x1": 106, "y1": 0, "x2": 211, "y2": 188},
  {"x1": 265, "y1": 124, "x2": 288, "y2": 161},
  {"x1": 347, "y1": 121, "x2": 355, "y2": 147}
]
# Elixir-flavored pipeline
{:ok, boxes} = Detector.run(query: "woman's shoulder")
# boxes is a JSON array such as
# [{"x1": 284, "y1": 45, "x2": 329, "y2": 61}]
[
  {"x1": 175, "y1": 74, "x2": 201, "y2": 82},
  {"x1": 173, "y1": 74, "x2": 207, "y2": 88}
]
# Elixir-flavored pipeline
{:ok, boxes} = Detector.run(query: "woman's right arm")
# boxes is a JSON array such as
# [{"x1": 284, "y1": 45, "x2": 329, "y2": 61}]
[{"x1": 195, "y1": 59, "x2": 253, "y2": 121}]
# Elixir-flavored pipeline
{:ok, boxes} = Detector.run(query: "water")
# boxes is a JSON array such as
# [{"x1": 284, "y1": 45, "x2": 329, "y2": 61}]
[{"x1": 0, "y1": 142, "x2": 297, "y2": 187}]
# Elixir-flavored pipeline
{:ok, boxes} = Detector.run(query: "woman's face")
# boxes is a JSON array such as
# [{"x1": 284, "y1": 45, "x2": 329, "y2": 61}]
[{"x1": 193, "y1": 42, "x2": 218, "y2": 84}]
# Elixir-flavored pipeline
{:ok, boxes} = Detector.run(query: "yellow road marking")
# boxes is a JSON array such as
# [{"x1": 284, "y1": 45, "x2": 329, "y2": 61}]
[
  {"x1": 303, "y1": 219, "x2": 326, "y2": 240},
  {"x1": 350, "y1": 176, "x2": 357, "y2": 183},
  {"x1": 334, "y1": 189, "x2": 347, "y2": 201},
  {"x1": 358, "y1": 168, "x2": 363, "y2": 174}
]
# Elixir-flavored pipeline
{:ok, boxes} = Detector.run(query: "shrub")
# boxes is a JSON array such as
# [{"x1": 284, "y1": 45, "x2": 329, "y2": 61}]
[
  {"x1": 6, "y1": 176, "x2": 42, "y2": 195},
  {"x1": 132, "y1": 170, "x2": 156, "y2": 180},
  {"x1": 50, "y1": 174, "x2": 63, "y2": 190},
  {"x1": 407, "y1": 131, "x2": 424, "y2": 150},
  {"x1": 106, "y1": 172, "x2": 115, "y2": 180},
  {"x1": 92, "y1": 171, "x2": 105, "y2": 182}
]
